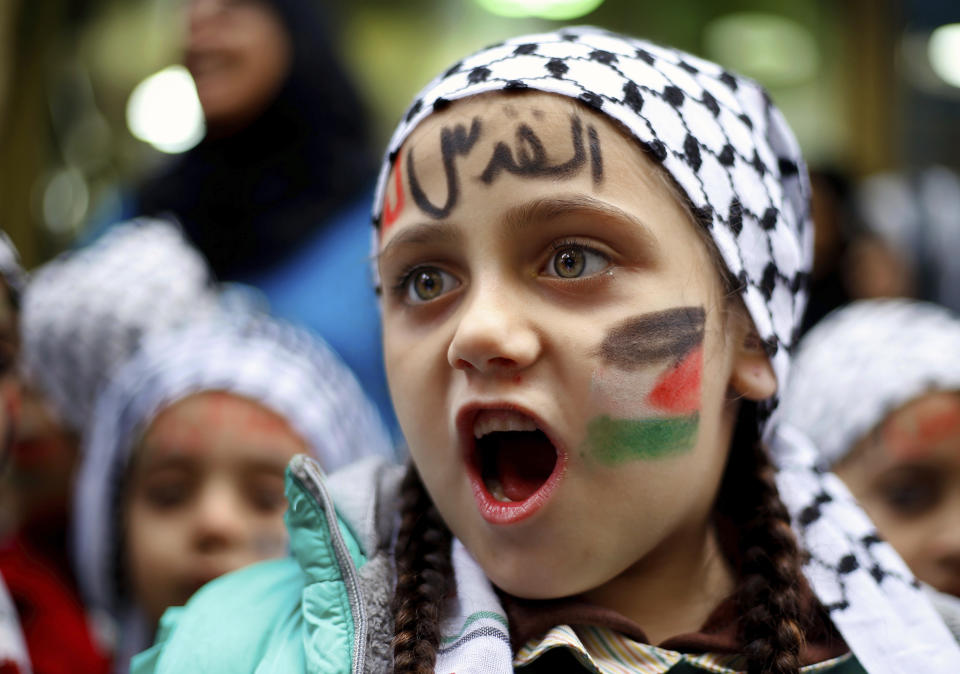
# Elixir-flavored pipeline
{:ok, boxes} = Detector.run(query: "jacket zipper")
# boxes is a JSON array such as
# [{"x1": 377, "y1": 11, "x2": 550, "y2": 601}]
[{"x1": 291, "y1": 456, "x2": 368, "y2": 674}]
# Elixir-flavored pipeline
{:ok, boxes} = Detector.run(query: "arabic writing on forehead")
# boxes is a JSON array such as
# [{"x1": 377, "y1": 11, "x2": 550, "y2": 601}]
[{"x1": 401, "y1": 112, "x2": 605, "y2": 222}]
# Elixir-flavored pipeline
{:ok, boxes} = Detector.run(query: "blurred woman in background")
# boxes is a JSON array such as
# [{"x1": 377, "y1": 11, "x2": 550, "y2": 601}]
[{"x1": 96, "y1": 0, "x2": 396, "y2": 433}]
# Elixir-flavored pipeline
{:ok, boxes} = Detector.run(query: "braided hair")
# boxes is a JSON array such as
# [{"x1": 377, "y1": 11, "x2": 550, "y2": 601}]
[
  {"x1": 391, "y1": 464, "x2": 454, "y2": 674},
  {"x1": 717, "y1": 401, "x2": 809, "y2": 674}
]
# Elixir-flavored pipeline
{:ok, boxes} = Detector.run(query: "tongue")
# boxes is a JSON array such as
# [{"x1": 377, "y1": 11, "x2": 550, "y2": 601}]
[{"x1": 494, "y1": 431, "x2": 556, "y2": 501}]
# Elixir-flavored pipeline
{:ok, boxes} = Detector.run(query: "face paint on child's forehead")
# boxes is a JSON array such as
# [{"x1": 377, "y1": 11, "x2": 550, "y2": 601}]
[
  {"x1": 396, "y1": 104, "x2": 605, "y2": 223},
  {"x1": 881, "y1": 393, "x2": 960, "y2": 461},
  {"x1": 381, "y1": 153, "x2": 405, "y2": 235},
  {"x1": 584, "y1": 305, "x2": 705, "y2": 465}
]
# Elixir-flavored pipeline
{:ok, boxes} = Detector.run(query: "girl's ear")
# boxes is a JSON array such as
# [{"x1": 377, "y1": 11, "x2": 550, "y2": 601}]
[{"x1": 730, "y1": 331, "x2": 777, "y2": 401}]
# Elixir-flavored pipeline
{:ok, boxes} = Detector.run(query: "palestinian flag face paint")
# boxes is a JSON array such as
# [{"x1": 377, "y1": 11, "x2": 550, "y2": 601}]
[{"x1": 584, "y1": 306, "x2": 704, "y2": 465}]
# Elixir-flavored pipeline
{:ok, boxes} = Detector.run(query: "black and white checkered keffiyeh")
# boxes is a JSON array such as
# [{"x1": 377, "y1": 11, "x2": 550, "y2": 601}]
[
  {"x1": 72, "y1": 313, "x2": 395, "y2": 664},
  {"x1": 20, "y1": 218, "x2": 220, "y2": 433},
  {"x1": 371, "y1": 27, "x2": 960, "y2": 672}
]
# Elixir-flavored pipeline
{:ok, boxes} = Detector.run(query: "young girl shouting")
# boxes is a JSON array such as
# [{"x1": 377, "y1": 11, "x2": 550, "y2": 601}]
[{"x1": 134, "y1": 27, "x2": 960, "y2": 673}]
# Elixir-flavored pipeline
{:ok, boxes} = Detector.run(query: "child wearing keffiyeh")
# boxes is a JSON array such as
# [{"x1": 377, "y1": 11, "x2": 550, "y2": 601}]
[
  {"x1": 135, "y1": 27, "x2": 960, "y2": 674},
  {"x1": 73, "y1": 314, "x2": 394, "y2": 672}
]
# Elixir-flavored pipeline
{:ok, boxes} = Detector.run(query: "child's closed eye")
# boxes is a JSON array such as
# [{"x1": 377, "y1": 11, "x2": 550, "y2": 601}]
[{"x1": 142, "y1": 475, "x2": 194, "y2": 510}]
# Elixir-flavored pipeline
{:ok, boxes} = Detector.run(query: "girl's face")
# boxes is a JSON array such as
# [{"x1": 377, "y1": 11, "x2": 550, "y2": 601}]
[
  {"x1": 378, "y1": 93, "x2": 771, "y2": 601},
  {"x1": 185, "y1": 0, "x2": 291, "y2": 132},
  {"x1": 836, "y1": 391, "x2": 960, "y2": 597},
  {"x1": 124, "y1": 391, "x2": 307, "y2": 624}
]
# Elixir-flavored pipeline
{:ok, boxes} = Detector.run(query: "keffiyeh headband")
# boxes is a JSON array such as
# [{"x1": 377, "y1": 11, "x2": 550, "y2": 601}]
[
  {"x1": 21, "y1": 218, "x2": 219, "y2": 433},
  {"x1": 73, "y1": 313, "x2": 395, "y2": 624},
  {"x1": 371, "y1": 27, "x2": 960, "y2": 672},
  {"x1": 781, "y1": 299, "x2": 960, "y2": 467}
]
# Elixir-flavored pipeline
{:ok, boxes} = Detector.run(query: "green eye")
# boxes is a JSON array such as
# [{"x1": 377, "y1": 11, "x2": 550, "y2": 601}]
[
  {"x1": 546, "y1": 244, "x2": 609, "y2": 279},
  {"x1": 554, "y1": 247, "x2": 585, "y2": 277},
  {"x1": 405, "y1": 267, "x2": 459, "y2": 303}
]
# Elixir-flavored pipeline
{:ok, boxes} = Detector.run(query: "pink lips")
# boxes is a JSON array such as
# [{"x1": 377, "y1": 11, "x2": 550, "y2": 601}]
[{"x1": 457, "y1": 403, "x2": 567, "y2": 525}]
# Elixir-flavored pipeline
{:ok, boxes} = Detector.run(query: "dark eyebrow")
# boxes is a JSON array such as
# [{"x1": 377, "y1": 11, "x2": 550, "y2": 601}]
[
  {"x1": 501, "y1": 195, "x2": 660, "y2": 252},
  {"x1": 378, "y1": 221, "x2": 463, "y2": 264}
]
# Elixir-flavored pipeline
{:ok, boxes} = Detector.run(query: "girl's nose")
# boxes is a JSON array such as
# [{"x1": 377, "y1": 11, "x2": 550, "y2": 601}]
[
  {"x1": 447, "y1": 282, "x2": 541, "y2": 376},
  {"x1": 191, "y1": 481, "x2": 246, "y2": 553}
]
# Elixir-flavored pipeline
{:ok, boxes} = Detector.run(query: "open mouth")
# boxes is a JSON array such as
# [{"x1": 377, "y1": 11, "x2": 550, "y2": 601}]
[{"x1": 466, "y1": 409, "x2": 564, "y2": 524}]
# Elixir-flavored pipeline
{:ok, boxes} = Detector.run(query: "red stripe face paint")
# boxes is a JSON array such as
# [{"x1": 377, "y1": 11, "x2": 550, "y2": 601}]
[
  {"x1": 381, "y1": 153, "x2": 405, "y2": 235},
  {"x1": 647, "y1": 345, "x2": 703, "y2": 415},
  {"x1": 585, "y1": 307, "x2": 704, "y2": 464},
  {"x1": 881, "y1": 392, "x2": 960, "y2": 461}
]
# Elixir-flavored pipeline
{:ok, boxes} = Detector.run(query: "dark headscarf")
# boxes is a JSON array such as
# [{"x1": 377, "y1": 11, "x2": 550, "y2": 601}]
[{"x1": 140, "y1": 0, "x2": 373, "y2": 278}]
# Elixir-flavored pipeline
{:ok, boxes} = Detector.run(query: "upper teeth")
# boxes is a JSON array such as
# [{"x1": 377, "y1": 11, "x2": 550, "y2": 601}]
[{"x1": 473, "y1": 410, "x2": 538, "y2": 439}]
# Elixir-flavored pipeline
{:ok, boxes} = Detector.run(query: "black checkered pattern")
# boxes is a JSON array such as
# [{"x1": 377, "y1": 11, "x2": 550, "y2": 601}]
[
  {"x1": 20, "y1": 218, "x2": 220, "y2": 432},
  {"x1": 773, "y1": 423, "x2": 960, "y2": 672}
]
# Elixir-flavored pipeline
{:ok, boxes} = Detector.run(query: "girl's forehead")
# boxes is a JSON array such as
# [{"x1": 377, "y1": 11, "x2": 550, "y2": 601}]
[{"x1": 382, "y1": 91, "x2": 671, "y2": 239}]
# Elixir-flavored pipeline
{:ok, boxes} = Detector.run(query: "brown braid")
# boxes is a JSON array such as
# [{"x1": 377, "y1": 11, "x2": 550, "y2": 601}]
[
  {"x1": 391, "y1": 462, "x2": 454, "y2": 674},
  {"x1": 717, "y1": 401, "x2": 807, "y2": 674}
]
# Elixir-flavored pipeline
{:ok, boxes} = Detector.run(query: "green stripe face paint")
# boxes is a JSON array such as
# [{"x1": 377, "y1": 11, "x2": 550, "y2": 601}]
[
  {"x1": 584, "y1": 307, "x2": 704, "y2": 464},
  {"x1": 585, "y1": 413, "x2": 700, "y2": 463}
]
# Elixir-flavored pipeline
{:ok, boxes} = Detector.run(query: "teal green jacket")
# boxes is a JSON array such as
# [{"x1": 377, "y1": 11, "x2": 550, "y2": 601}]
[{"x1": 132, "y1": 455, "x2": 403, "y2": 674}]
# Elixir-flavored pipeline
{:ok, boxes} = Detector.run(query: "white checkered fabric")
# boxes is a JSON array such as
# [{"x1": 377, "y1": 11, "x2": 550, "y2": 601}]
[
  {"x1": 73, "y1": 313, "x2": 395, "y2": 627},
  {"x1": 371, "y1": 28, "x2": 960, "y2": 672},
  {"x1": 0, "y1": 230, "x2": 26, "y2": 298},
  {"x1": 20, "y1": 218, "x2": 219, "y2": 432}
]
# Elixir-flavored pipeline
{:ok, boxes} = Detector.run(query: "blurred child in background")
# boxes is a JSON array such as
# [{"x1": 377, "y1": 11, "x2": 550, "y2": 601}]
[
  {"x1": 73, "y1": 314, "x2": 393, "y2": 671},
  {"x1": 781, "y1": 300, "x2": 960, "y2": 614},
  {"x1": 2, "y1": 218, "x2": 218, "y2": 673}
]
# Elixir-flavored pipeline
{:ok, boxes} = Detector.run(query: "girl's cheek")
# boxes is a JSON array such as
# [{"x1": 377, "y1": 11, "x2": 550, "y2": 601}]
[{"x1": 581, "y1": 307, "x2": 705, "y2": 466}]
